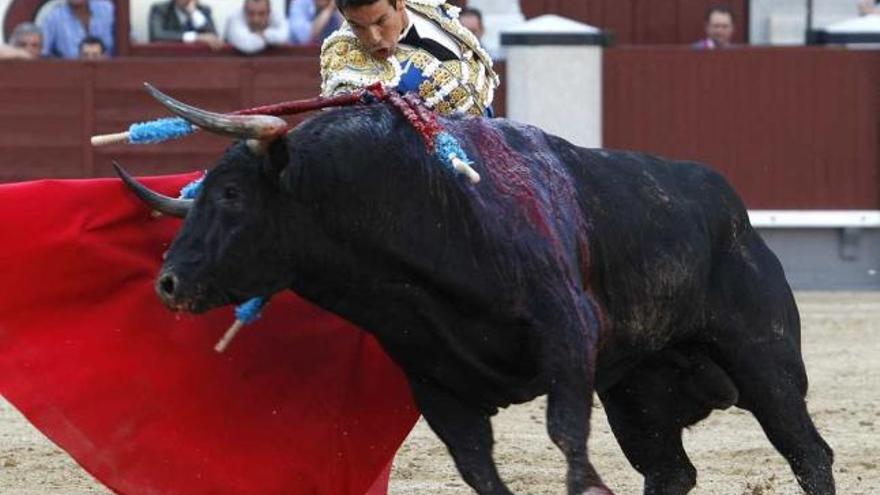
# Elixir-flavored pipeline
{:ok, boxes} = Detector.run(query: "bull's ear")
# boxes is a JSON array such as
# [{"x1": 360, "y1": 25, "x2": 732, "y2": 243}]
[{"x1": 260, "y1": 137, "x2": 290, "y2": 185}]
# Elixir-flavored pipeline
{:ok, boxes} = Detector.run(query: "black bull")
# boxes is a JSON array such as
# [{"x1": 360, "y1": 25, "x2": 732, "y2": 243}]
[{"x1": 118, "y1": 94, "x2": 835, "y2": 495}]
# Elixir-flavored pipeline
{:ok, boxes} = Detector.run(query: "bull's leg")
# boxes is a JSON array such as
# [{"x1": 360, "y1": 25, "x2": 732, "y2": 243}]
[
  {"x1": 599, "y1": 351, "x2": 720, "y2": 495},
  {"x1": 711, "y1": 237, "x2": 835, "y2": 495},
  {"x1": 720, "y1": 343, "x2": 835, "y2": 495},
  {"x1": 411, "y1": 382, "x2": 515, "y2": 495},
  {"x1": 544, "y1": 297, "x2": 613, "y2": 495},
  {"x1": 546, "y1": 364, "x2": 613, "y2": 495}
]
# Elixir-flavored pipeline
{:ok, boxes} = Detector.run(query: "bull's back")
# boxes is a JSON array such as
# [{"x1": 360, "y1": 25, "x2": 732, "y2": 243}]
[{"x1": 549, "y1": 139, "x2": 754, "y2": 345}]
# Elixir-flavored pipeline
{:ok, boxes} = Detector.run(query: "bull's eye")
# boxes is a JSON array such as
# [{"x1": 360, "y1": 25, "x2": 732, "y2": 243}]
[{"x1": 223, "y1": 185, "x2": 239, "y2": 200}]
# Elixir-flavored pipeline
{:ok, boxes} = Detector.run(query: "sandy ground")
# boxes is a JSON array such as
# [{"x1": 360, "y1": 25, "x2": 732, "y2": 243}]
[{"x1": 1, "y1": 292, "x2": 878, "y2": 495}]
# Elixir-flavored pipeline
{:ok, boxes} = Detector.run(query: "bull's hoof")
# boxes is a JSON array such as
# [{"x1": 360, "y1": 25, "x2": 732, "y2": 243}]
[{"x1": 581, "y1": 487, "x2": 615, "y2": 495}]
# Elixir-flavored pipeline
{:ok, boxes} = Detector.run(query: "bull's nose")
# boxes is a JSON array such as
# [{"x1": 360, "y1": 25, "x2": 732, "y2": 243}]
[{"x1": 156, "y1": 271, "x2": 180, "y2": 304}]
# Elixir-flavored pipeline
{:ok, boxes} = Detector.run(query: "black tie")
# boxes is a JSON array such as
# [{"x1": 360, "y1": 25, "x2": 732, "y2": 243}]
[{"x1": 400, "y1": 25, "x2": 459, "y2": 62}]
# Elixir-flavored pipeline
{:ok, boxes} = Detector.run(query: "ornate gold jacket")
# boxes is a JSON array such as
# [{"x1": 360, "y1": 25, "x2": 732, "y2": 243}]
[{"x1": 319, "y1": 0, "x2": 499, "y2": 116}]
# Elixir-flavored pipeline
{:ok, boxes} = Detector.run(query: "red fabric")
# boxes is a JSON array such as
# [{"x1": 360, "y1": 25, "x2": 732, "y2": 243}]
[{"x1": 0, "y1": 175, "x2": 418, "y2": 495}]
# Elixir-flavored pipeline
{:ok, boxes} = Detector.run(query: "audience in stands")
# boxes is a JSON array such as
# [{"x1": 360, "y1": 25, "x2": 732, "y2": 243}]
[
  {"x1": 858, "y1": 0, "x2": 879, "y2": 15},
  {"x1": 226, "y1": 0, "x2": 289, "y2": 54},
  {"x1": 79, "y1": 35, "x2": 106, "y2": 59},
  {"x1": 288, "y1": 0, "x2": 342, "y2": 45},
  {"x1": 40, "y1": 0, "x2": 114, "y2": 59},
  {"x1": 149, "y1": 0, "x2": 224, "y2": 50},
  {"x1": 0, "y1": 22, "x2": 43, "y2": 59},
  {"x1": 692, "y1": 5, "x2": 735, "y2": 49}
]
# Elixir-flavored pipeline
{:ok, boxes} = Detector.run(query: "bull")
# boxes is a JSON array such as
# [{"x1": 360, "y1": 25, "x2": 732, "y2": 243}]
[{"x1": 116, "y1": 87, "x2": 835, "y2": 495}]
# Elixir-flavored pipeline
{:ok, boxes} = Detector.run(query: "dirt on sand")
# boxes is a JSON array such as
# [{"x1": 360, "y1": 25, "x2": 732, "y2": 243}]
[{"x1": 1, "y1": 292, "x2": 878, "y2": 494}]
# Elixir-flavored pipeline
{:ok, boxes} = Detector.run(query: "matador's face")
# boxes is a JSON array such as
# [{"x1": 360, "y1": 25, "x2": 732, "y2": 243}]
[{"x1": 342, "y1": 0, "x2": 408, "y2": 60}]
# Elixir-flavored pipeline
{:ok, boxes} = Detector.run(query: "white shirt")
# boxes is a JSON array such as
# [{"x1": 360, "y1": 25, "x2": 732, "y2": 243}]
[
  {"x1": 175, "y1": 5, "x2": 208, "y2": 43},
  {"x1": 399, "y1": 8, "x2": 462, "y2": 59},
  {"x1": 225, "y1": 9, "x2": 289, "y2": 54}
]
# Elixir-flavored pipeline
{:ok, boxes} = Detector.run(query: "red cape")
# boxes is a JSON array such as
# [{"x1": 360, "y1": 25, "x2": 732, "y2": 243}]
[{"x1": 0, "y1": 175, "x2": 418, "y2": 495}]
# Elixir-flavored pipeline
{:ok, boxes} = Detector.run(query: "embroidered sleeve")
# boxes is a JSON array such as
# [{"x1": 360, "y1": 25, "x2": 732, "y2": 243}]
[
  {"x1": 405, "y1": 1, "x2": 499, "y2": 91},
  {"x1": 320, "y1": 33, "x2": 402, "y2": 97}
]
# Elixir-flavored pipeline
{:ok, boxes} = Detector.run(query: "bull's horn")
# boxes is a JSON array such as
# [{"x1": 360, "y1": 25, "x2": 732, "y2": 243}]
[
  {"x1": 143, "y1": 83, "x2": 288, "y2": 140},
  {"x1": 113, "y1": 161, "x2": 193, "y2": 218}
]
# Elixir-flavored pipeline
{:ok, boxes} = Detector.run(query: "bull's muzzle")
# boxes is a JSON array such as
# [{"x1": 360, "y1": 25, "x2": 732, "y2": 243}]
[{"x1": 156, "y1": 271, "x2": 181, "y2": 307}]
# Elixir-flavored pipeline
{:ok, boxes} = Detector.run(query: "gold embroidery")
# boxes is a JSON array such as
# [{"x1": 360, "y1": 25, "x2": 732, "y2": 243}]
[
  {"x1": 409, "y1": 51, "x2": 433, "y2": 70},
  {"x1": 446, "y1": 63, "x2": 462, "y2": 79},
  {"x1": 467, "y1": 59, "x2": 481, "y2": 86},
  {"x1": 436, "y1": 101, "x2": 453, "y2": 115},
  {"x1": 418, "y1": 80, "x2": 434, "y2": 97},
  {"x1": 347, "y1": 51, "x2": 368, "y2": 67},
  {"x1": 407, "y1": 2, "x2": 497, "y2": 83},
  {"x1": 433, "y1": 69, "x2": 452, "y2": 86},
  {"x1": 448, "y1": 87, "x2": 468, "y2": 106}
]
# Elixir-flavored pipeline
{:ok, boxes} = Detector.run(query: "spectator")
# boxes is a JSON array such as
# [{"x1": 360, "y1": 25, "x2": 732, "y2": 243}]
[
  {"x1": 8, "y1": 22, "x2": 44, "y2": 59},
  {"x1": 0, "y1": 43, "x2": 33, "y2": 59},
  {"x1": 858, "y1": 0, "x2": 879, "y2": 15},
  {"x1": 149, "y1": 0, "x2": 224, "y2": 50},
  {"x1": 40, "y1": 0, "x2": 114, "y2": 59},
  {"x1": 458, "y1": 6, "x2": 502, "y2": 59},
  {"x1": 288, "y1": 0, "x2": 342, "y2": 45},
  {"x1": 226, "y1": 0, "x2": 289, "y2": 54},
  {"x1": 79, "y1": 35, "x2": 106, "y2": 59},
  {"x1": 692, "y1": 5, "x2": 735, "y2": 49},
  {"x1": 458, "y1": 7, "x2": 483, "y2": 40}
]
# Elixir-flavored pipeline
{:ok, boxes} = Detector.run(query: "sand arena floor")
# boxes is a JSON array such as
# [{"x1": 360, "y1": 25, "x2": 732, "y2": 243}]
[{"x1": 1, "y1": 292, "x2": 878, "y2": 494}]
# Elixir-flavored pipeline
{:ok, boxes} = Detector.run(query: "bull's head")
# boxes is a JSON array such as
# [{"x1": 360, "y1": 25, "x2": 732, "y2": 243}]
[{"x1": 117, "y1": 86, "x2": 298, "y2": 313}]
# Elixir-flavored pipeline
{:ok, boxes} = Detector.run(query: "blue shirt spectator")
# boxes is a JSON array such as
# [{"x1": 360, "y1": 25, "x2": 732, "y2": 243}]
[
  {"x1": 288, "y1": 0, "x2": 341, "y2": 45},
  {"x1": 40, "y1": 0, "x2": 114, "y2": 59}
]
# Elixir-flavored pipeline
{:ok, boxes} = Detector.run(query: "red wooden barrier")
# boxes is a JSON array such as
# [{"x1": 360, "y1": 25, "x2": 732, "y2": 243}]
[
  {"x1": 520, "y1": 0, "x2": 749, "y2": 45},
  {"x1": 0, "y1": 55, "x2": 503, "y2": 182},
  {"x1": 0, "y1": 48, "x2": 877, "y2": 210},
  {"x1": 603, "y1": 47, "x2": 880, "y2": 209},
  {"x1": 0, "y1": 57, "x2": 321, "y2": 182}
]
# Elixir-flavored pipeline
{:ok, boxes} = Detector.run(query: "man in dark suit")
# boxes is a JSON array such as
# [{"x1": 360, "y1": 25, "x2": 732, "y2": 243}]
[{"x1": 149, "y1": 0, "x2": 224, "y2": 49}]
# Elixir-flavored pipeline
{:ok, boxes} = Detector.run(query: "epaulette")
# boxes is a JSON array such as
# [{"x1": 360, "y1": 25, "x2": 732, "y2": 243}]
[{"x1": 320, "y1": 30, "x2": 403, "y2": 97}]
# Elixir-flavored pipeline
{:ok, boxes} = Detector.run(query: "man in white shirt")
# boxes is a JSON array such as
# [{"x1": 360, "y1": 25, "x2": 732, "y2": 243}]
[{"x1": 226, "y1": 0, "x2": 289, "y2": 54}]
